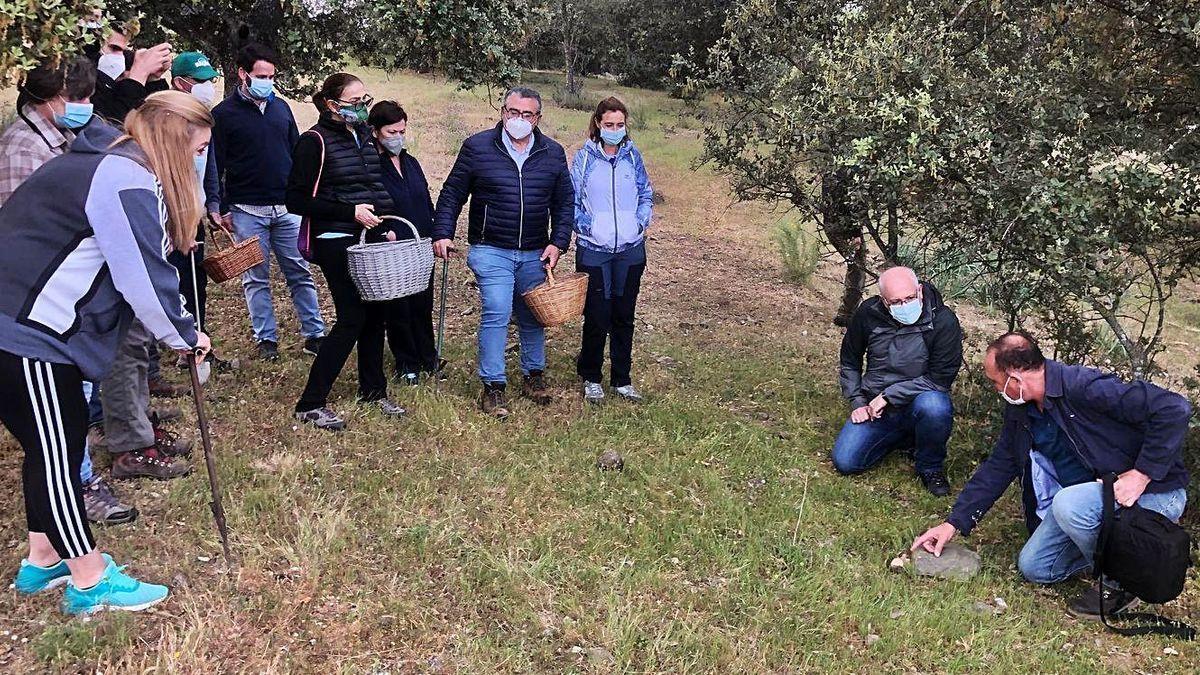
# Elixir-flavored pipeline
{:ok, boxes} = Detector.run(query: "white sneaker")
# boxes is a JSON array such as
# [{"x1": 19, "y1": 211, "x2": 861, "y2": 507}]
[
  {"x1": 582, "y1": 381, "x2": 605, "y2": 405},
  {"x1": 614, "y1": 385, "x2": 644, "y2": 402}
]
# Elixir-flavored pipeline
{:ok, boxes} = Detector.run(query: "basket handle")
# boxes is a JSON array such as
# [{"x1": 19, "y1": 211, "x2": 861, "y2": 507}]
[
  {"x1": 360, "y1": 215, "x2": 421, "y2": 245},
  {"x1": 544, "y1": 265, "x2": 555, "y2": 287},
  {"x1": 205, "y1": 220, "x2": 235, "y2": 252}
]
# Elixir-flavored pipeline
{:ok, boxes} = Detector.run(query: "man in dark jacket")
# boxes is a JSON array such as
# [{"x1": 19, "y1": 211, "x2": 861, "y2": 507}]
[
  {"x1": 433, "y1": 87, "x2": 575, "y2": 418},
  {"x1": 913, "y1": 332, "x2": 1190, "y2": 620},
  {"x1": 83, "y1": 19, "x2": 171, "y2": 127},
  {"x1": 834, "y1": 267, "x2": 963, "y2": 495}
]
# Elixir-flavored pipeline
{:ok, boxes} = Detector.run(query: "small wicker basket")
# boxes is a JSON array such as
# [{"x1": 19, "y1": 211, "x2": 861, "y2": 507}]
[
  {"x1": 347, "y1": 216, "x2": 435, "y2": 302},
  {"x1": 203, "y1": 226, "x2": 264, "y2": 283},
  {"x1": 522, "y1": 266, "x2": 589, "y2": 327}
]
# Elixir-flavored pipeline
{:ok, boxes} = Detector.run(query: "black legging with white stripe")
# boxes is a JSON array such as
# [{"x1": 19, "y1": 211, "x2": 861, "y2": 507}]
[{"x1": 0, "y1": 350, "x2": 94, "y2": 559}]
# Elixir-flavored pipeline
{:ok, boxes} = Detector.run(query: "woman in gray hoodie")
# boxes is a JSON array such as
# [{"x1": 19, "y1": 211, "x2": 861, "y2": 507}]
[{"x1": 0, "y1": 91, "x2": 210, "y2": 615}]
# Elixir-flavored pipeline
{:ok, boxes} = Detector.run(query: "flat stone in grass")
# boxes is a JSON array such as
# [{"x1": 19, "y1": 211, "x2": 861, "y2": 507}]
[
  {"x1": 911, "y1": 543, "x2": 981, "y2": 581},
  {"x1": 596, "y1": 449, "x2": 624, "y2": 471}
]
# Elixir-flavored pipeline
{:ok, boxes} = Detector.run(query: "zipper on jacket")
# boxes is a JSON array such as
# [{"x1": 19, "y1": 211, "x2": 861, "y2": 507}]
[
  {"x1": 517, "y1": 165, "x2": 525, "y2": 248},
  {"x1": 482, "y1": 204, "x2": 489, "y2": 242},
  {"x1": 610, "y1": 157, "x2": 618, "y2": 253}
]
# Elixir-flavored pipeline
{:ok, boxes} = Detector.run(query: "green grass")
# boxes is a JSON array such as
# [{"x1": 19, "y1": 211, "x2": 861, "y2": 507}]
[{"x1": 0, "y1": 69, "x2": 1197, "y2": 673}]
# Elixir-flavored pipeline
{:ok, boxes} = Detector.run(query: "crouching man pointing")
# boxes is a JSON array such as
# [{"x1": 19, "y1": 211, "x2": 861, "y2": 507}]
[{"x1": 912, "y1": 331, "x2": 1190, "y2": 619}]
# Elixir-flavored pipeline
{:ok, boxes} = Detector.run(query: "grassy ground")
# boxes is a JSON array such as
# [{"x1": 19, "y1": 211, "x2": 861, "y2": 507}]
[{"x1": 0, "y1": 70, "x2": 1198, "y2": 672}]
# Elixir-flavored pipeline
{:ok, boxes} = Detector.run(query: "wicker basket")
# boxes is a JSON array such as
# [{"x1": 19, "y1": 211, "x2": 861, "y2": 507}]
[
  {"x1": 522, "y1": 266, "x2": 589, "y2": 327},
  {"x1": 347, "y1": 216, "x2": 435, "y2": 302},
  {"x1": 203, "y1": 226, "x2": 264, "y2": 283}
]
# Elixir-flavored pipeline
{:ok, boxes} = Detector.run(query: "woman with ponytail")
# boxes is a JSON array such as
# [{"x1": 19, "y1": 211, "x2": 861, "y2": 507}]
[
  {"x1": 287, "y1": 72, "x2": 402, "y2": 431},
  {"x1": 0, "y1": 90, "x2": 211, "y2": 615}
]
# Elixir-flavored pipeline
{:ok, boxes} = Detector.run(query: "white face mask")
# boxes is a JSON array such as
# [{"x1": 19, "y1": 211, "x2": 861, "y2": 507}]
[
  {"x1": 504, "y1": 116, "x2": 533, "y2": 140},
  {"x1": 189, "y1": 81, "x2": 216, "y2": 107},
  {"x1": 1000, "y1": 375, "x2": 1026, "y2": 405},
  {"x1": 97, "y1": 53, "x2": 126, "y2": 80}
]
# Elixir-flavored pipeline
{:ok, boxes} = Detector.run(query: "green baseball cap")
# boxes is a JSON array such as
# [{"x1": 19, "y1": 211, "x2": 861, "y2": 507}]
[{"x1": 171, "y1": 51, "x2": 218, "y2": 80}]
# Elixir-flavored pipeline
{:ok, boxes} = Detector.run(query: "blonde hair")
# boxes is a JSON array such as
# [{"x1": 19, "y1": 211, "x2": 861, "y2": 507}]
[{"x1": 117, "y1": 91, "x2": 213, "y2": 251}]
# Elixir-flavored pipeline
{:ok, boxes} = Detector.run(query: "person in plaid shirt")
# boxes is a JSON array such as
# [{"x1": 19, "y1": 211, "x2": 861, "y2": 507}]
[{"x1": 0, "y1": 57, "x2": 97, "y2": 204}]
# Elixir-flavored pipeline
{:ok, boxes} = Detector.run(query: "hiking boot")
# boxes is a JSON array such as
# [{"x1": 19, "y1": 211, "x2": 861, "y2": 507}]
[
  {"x1": 918, "y1": 470, "x2": 952, "y2": 497},
  {"x1": 153, "y1": 426, "x2": 193, "y2": 457},
  {"x1": 303, "y1": 336, "x2": 324, "y2": 357},
  {"x1": 111, "y1": 448, "x2": 191, "y2": 480},
  {"x1": 148, "y1": 406, "x2": 182, "y2": 426},
  {"x1": 258, "y1": 340, "x2": 280, "y2": 361},
  {"x1": 295, "y1": 407, "x2": 346, "y2": 432},
  {"x1": 148, "y1": 377, "x2": 185, "y2": 398},
  {"x1": 1068, "y1": 582, "x2": 1139, "y2": 620},
  {"x1": 82, "y1": 477, "x2": 138, "y2": 526},
  {"x1": 614, "y1": 384, "x2": 644, "y2": 403},
  {"x1": 522, "y1": 370, "x2": 552, "y2": 405},
  {"x1": 375, "y1": 398, "x2": 407, "y2": 417},
  {"x1": 582, "y1": 381, "x2": 605, "y2": 405},
  {"x1": 15, "y1": 554, "x2": 114, "y2": 595},
  {"x1": 61, "y1": 558, "x2": 169, "y2": 615},
  {"x1": 480, "y1": 383, "x2": 510, "y2": 419}
]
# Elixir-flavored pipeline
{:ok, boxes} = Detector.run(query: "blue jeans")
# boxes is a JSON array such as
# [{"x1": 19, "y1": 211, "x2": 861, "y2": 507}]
[
  {"x1": 80, "y1": 381, "x2": 94, "y2": 485},
  {"x1": 466, "y1": 245, "x2": 547, "y2": 383},
  {"x1": 1017, "y1": 481, "x2": 1187, "y2": 584},
  {"x1": 231, "y1": 208, "x2": 325, "y2": 343},
  {"x1": 831, "y1": 391, "x2": 954, "y2": 475}
]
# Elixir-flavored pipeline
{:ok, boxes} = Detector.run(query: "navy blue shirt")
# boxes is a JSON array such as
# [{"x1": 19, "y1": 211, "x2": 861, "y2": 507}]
[
  {"x1": 1027, "y1": 406, "x2": 1093, "y2": 487},
  {"x1": 378, "y1": 150, "x2": 435, "y2": 239},
  {"x1": 211, "y1": 91, "x2": 300, "y2": 208}
]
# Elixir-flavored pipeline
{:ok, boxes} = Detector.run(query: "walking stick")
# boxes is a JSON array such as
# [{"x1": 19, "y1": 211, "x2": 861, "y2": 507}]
[
  {"x1": 188, "y1": 352, "x2": 232, "y2": 565},
  {"x1": 189, "y1": 247, "x2": 210, "y2": 385},
  {"x1": 434, "y1": 255, "x2": 450, "y2": 393}
]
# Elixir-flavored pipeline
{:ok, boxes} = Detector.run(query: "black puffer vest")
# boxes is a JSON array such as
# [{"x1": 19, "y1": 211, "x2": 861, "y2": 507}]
[{"x1": 308, "y1": 112, "x2": 395, "y2": 237}]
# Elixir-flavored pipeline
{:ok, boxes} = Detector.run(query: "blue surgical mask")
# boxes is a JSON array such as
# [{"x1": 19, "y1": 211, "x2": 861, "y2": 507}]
[
  {"x1": 54, "y1": 101, "x2": 93, "y2": 130},
  {"x1": 888, "y1": 298, "x2": 922, "y2": 325},
  {"x1": 194, "y1": 152, "x2": 207, "y2": 181},
  {"x1": 600, "y1": 127, "x2": 626, "y2": 146},
  {"x1": 247, "y1": 77, "x2": 274, "y2": 99}
]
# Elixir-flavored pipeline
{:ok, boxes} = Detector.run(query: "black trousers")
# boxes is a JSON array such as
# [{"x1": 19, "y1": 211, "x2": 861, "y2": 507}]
[
  {"x1": 576, "y1": 261, "x2": 645, "y2": 388},
  {"x1": 296, "y1": 237, "x2": 387, "y2": 411},
  {"x1": 168, "y1": 245, "x2": 208, "y2": 328},
  {"x1": 386, "y1": 273, "x2": 437, "y2": 375},
  {"x1": 0, "y1": 350, "x2": 95, "y2": 560}
]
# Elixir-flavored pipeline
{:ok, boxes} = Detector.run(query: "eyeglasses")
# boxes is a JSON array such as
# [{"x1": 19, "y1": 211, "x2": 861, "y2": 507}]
[
  {"x1": 336, "y1": 94, "x2": 374, "y2": 108},
  {"x1": 882, "y1": 292, "x2": 920, "y2": 307},
  {"x1": 503, "y1": 107, "x2": 540, "y2": 121}
]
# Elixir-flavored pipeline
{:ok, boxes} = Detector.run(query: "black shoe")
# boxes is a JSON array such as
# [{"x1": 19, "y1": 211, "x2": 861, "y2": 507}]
[
  {"x1": 258, "y1": 340, "x2": 280, "y2": 361},
  {"x1": 1068, "y1": 582, "x2": 1139, "y2": 620},
  {"x1": 303, "y1": 336, "x2": 324, "y2": 356},
  {"x1": 918, "y1": 470, "x2": 951, "y2": 497}
]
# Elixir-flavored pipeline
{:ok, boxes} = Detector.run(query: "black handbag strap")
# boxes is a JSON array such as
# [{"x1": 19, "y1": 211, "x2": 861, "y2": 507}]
[{"x1": 1097, "y1": 473, "x2": 1196, "y2": 640}]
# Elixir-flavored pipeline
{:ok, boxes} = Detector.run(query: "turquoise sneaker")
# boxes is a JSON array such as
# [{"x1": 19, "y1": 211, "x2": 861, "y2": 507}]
[
  {"x1": 14, "y1": 553, "x2": 115, "y2": 595},
  {"x1": 61, "y1": 558, "x2": 169, "y2": 615}
]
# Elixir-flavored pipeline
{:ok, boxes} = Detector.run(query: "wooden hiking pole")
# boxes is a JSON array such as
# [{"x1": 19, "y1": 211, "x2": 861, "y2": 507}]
[{"x1": 187, "y1": 352, "x2": 232, "y2": 564}]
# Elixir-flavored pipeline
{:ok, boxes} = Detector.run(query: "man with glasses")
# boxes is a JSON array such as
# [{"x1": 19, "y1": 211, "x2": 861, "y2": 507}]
[
  {"x1": 211, "y1": 42, "x2": 326, "y2": 362},
  {"x1": 832, "y1": 266, "x2": 963, "y2": 495},
  {"x1": 433, "y1": 87, "x2": 575, "y2": 418}
]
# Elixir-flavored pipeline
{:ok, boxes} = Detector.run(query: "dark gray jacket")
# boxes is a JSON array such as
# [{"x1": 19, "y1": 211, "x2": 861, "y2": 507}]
[{"x1": 839, "y1": 282, "x2": 963, "y2": 408}]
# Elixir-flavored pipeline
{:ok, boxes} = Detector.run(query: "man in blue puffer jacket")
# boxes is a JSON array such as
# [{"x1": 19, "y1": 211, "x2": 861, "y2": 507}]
[{"x1": 433, "y1": 87, "x2": 575, "y2": 418}]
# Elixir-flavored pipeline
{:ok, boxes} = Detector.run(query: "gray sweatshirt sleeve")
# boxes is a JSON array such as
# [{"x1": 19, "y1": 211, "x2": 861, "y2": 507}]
[{"x1": 86, "y1": 155, "x2": 198, "y2": 350}]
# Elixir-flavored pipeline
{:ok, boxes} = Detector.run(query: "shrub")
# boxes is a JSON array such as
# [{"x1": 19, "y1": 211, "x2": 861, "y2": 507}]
[{"x1": 774, "y1": 220, "x2": 820, "y2": 285}]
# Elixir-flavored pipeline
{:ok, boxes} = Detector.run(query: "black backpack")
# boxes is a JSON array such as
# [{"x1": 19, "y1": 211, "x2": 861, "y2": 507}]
[{"x1": 1094, "y1": 473, "x2": 1195, "y2": 639}]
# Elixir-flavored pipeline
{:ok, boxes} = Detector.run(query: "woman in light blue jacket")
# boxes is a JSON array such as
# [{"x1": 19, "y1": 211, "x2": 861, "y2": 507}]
[{"x1": 570, "y1": 96, "x2": 654, "y2": 404}]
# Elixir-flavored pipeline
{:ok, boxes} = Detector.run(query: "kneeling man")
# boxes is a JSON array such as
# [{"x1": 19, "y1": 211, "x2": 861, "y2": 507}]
[
  {"x1": 913, "y1": 332, "x2": 1190, "y2": 619},
  {"x1": 833, "y1": 266, "x2": 963, "y2": 495}
]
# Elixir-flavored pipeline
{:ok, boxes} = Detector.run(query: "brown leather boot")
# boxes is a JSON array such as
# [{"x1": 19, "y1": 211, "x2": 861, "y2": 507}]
[
  {"x1": 480, "y1": 383, "x2": 510, "y2": 419},
  {"x1": 522, "y1": 370, "x2": 552, "y2": 405},
  {"x1": 111, "y1": 448, "x2": 191, "y2": 480}
]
